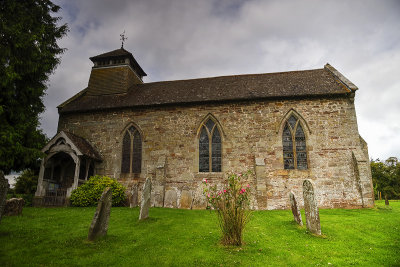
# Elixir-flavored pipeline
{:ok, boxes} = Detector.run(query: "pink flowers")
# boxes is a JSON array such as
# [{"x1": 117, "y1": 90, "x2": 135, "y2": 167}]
[{"x1": 201, "y1": 171, "x2": 253, "y2": 246}]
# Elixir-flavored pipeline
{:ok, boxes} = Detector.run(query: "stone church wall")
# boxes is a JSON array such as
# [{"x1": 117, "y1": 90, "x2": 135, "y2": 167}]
[{"x1": 57, "y1": 95, "x2": 374, "y2": 210}]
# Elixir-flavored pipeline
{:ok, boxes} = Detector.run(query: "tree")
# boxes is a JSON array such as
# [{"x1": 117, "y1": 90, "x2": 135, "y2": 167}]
[
  {"x1": 0, "y1": 0, "x2": 68, "y2": 174},
  {"x1": 371, "y1": 157, "x2": 400, "y2": 201},
  {"x1": 14, "y1": 169, "x2": 38, "y2": 195}
]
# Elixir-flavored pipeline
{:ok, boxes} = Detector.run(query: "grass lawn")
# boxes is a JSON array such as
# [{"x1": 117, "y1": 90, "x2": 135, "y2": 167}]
[{"x1": 0, "y1": 200, "x2": 399, "y2": 266}]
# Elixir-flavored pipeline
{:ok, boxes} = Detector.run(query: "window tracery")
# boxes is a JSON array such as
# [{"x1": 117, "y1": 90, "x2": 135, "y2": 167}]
[
  {"x1": 282, "y1": 115, "x2": 308, "y2": 170},
  {"x1": 199, "y1": 118, "x2": 222, "y2": 172},
  {"x1": 121, "y1": 126, "x2": 142, "y2": 174}
]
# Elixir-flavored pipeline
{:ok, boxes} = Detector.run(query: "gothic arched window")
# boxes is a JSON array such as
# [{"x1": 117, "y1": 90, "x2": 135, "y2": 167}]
[
  {"x1": 282, "y1": 115, "x2": 308, "y2": 170},
  {"x1": 121, "y1": 126, "x2": 142, "y2": 174},
  {"x1": 199, "y1": 118, "x2": 221, "y2": 172}
]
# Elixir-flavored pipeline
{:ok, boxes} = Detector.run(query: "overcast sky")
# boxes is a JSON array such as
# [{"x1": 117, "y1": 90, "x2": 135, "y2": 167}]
[{"x1": 42, "y1": 0, "x2": 400, "y2": 161}]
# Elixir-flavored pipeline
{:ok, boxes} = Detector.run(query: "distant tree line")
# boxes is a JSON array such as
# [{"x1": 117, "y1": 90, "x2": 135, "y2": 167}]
[{"x1": 371, "y1": 157, "x2": 400, "y2": 200}]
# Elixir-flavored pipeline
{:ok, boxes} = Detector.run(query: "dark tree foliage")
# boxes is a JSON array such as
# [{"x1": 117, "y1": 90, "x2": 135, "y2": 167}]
[
  {"x1": 371, "y1": 157, "x2": 400, "y2": 200},
  {"x1": 0, "y1": 0, "x2": 68, "y2": 174},
  {"x1": 14, "y1": 169, "x2": 38, "y2": 195}
]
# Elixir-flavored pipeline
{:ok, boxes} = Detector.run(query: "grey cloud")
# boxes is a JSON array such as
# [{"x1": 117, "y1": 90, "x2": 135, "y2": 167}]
[{"x1": 42, "y1": 0, "x2": 400, "y2": 159}]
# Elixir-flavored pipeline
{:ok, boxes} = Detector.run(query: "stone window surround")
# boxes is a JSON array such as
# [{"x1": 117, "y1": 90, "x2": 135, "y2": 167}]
[
  {"x1": 194, "y1": 114, "x2": 225, "y2": 174},
  {"x1": 120, "y1": 122, "x2": 144, "y2": 178},
  {"x1": 277, "y1": 108, "x2": 311, "y2": 170},
  {"x1": 198, "y1": 117, "x2": 222, "y2": 172}
]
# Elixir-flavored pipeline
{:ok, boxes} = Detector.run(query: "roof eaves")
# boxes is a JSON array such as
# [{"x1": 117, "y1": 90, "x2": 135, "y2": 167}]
[{"x1": 58, "y1": 92, "x2": 350, "y2": 115}]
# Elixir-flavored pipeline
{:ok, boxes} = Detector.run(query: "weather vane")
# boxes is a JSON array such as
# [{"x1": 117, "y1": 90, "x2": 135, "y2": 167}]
[{"x1": 120, "y1": 30, "x2": 127, "y2": 48}]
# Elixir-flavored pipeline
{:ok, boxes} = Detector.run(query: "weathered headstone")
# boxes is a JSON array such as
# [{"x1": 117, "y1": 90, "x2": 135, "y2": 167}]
[
  {"x1": 129, "y1": 183, "x2": 138, "y2": 208},
  {"x1": 302, "y1": 180, "x2": 321, "y2": 235},
  {"x1": 139, "y1": 178, "x2": 151, "y2": 220},
  {"x1": 0, "y1": 171, "x2": 9, "y2": 222},
  {"x1": 180, "y1": 190, "x2": 193, "y2": 209},
  {"x1": 192, "y1": 183, "x2": 207, "y2": 209},
  {"x1": 88, "y1": 187, "x2": 112, "y2": 241},
  {"x1": 289, "y1": 191, "x2": 303, "y2": 226},
  {"x1": 4, "y1": 198, "x2": 24, "y2": 216},
  {"x1": 164, "y1": 189, "x2": 177, "y2": 208}
]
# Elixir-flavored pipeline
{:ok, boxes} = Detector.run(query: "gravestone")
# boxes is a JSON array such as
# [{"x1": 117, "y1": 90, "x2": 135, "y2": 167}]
[
  {"x1": 4, "y1": 198, "x2": 24, "y2": 216},
  {"x1": 302, "y1": 180, "x2": 321, "y2": 235},
  {"x1": 192, "y1": 183, "x2": 207, "y2": 209},
  {"x1": 139, "y1": 178, "x2": 151, "y2": 220},
  {"x1": 289, "y1": 191, "x2": 303, "y2": 226},
  {"x1": 0, "y1": 171, "x2": 9, "y2": 222},
  {"x1": 88, "y1": 187, "x2": 112, "y2": 241},
  {"x1": 180, "y1": 190, "x2": 193, "y2": 209},
  {"x1": 129, "y1": 183, "x2": 138, "y2": 208},
  {"x1": 164, "y1": 189, "x2": 177, "y2": 208}
]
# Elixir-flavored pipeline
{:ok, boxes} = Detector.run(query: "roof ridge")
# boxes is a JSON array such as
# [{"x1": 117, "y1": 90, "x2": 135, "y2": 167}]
[{"x1": 141, "y1": 67, "x2": 325, "y2": 85}]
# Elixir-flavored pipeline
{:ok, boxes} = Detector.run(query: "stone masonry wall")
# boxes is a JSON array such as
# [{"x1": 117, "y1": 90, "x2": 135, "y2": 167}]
[{"x1": 57, "y1": 95, "x2": 374, "y2": 210}]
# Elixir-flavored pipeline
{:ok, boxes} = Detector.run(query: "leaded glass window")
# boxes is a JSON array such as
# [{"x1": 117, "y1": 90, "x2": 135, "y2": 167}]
[
  {"x1": 121, "y1": 126, "x2": 142, "y2": 174},
  {"x1": 199, "y1": 127, "x2": 209, "y2": 172},
  {"x1": 283, "y1": 124, "x2": 294, "y2": 169},
  {"x1": 121, "y1": 132, "x2": 131, "y2": 173},
  {"x1": 282, "y1": 115, "x2": 308, "y2": 170},
  {"x1": 199, "y1": 118, "x2": 222, "y2": 172}
]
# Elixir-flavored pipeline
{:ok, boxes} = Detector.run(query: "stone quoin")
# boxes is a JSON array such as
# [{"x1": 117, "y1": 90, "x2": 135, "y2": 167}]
[{"x1": 34, "y1": 47, "x2": 374, "y2": 210}]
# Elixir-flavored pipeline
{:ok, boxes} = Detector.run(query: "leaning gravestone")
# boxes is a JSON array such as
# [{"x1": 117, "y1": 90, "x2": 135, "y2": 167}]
[
  {"x1": 139, "y1": 178, "x2": 151, "y2": 220},
  {"x1": 302, "y1": 180, "x2": 321, "y2": 235},
  {"x1": 0, "y1": 171, "x2": 10, "y2": 222},
  {"x1": 130, "y1": 183, "x2": 138, "y2": 208},
  {"x1": 289, "y1": 191, "x2": 303, "y2": 226},
  {"x1": 88, "y1": 187, "x2": 112, "y2": 241}
]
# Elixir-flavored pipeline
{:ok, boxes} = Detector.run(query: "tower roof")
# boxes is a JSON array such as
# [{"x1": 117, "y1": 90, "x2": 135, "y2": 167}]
[{"x1": 89, "y1": 48, "x2": 147, "y2": 77}]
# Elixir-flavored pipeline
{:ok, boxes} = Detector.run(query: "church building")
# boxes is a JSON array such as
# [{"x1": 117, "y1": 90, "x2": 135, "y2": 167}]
[{"x1": 34, "y1": 47, "x2": 374, "y2": 209}]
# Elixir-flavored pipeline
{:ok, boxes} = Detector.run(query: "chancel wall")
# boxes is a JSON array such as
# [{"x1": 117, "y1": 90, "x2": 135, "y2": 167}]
[{"x1": 57, "y1": 95, "x2": 374, "y2": 209}]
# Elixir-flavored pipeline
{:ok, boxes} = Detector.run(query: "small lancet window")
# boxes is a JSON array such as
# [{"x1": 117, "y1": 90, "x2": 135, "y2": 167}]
[
  {"x1": 199, "y1": 118, "x2": 222, "y2": 172},
  {"x1": 121, "y1": 126, "x2": 142, "y2": 174},
  {"x1": 282, "y1": 115, "x2": 308, "y2": 170}
]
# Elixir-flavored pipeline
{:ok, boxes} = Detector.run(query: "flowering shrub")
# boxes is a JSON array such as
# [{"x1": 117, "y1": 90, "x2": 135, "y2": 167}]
[
  {"x1": 203, "y1": 171, "x2": 253, "y2": 246},
  {"x1": 70, "y1": 175, "x2": 127, "y2": 207}
]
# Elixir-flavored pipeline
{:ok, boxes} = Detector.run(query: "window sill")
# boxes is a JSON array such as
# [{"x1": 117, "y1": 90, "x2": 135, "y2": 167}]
[
  {"x1": 194, "y1": 172, "x2": 224, "y2": 180},
  {"x1": 120, "y1": 173, "x2": 141, "y2": 179}
]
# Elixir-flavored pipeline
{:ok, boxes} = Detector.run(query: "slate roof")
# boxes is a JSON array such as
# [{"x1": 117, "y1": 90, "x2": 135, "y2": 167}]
[
  {"x1": 63, "y1": 132, "x2": 102, "y2": 161},
  {"x1": 58, "y1": 63, "x2": 357, "y2": 114},
  {"x1": 90, "y1": 48, "x2": 133, "y2": 59}
]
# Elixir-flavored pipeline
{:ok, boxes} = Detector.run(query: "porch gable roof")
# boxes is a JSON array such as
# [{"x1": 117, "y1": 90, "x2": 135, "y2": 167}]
[{"x1": 42, "y1": 131, "x2": 102, "y2": 161}]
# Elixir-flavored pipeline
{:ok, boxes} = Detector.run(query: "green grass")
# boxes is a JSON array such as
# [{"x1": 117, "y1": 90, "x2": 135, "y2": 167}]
[{"x1": 1, "y1": 200, "x2": 399, "y2": 266}]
